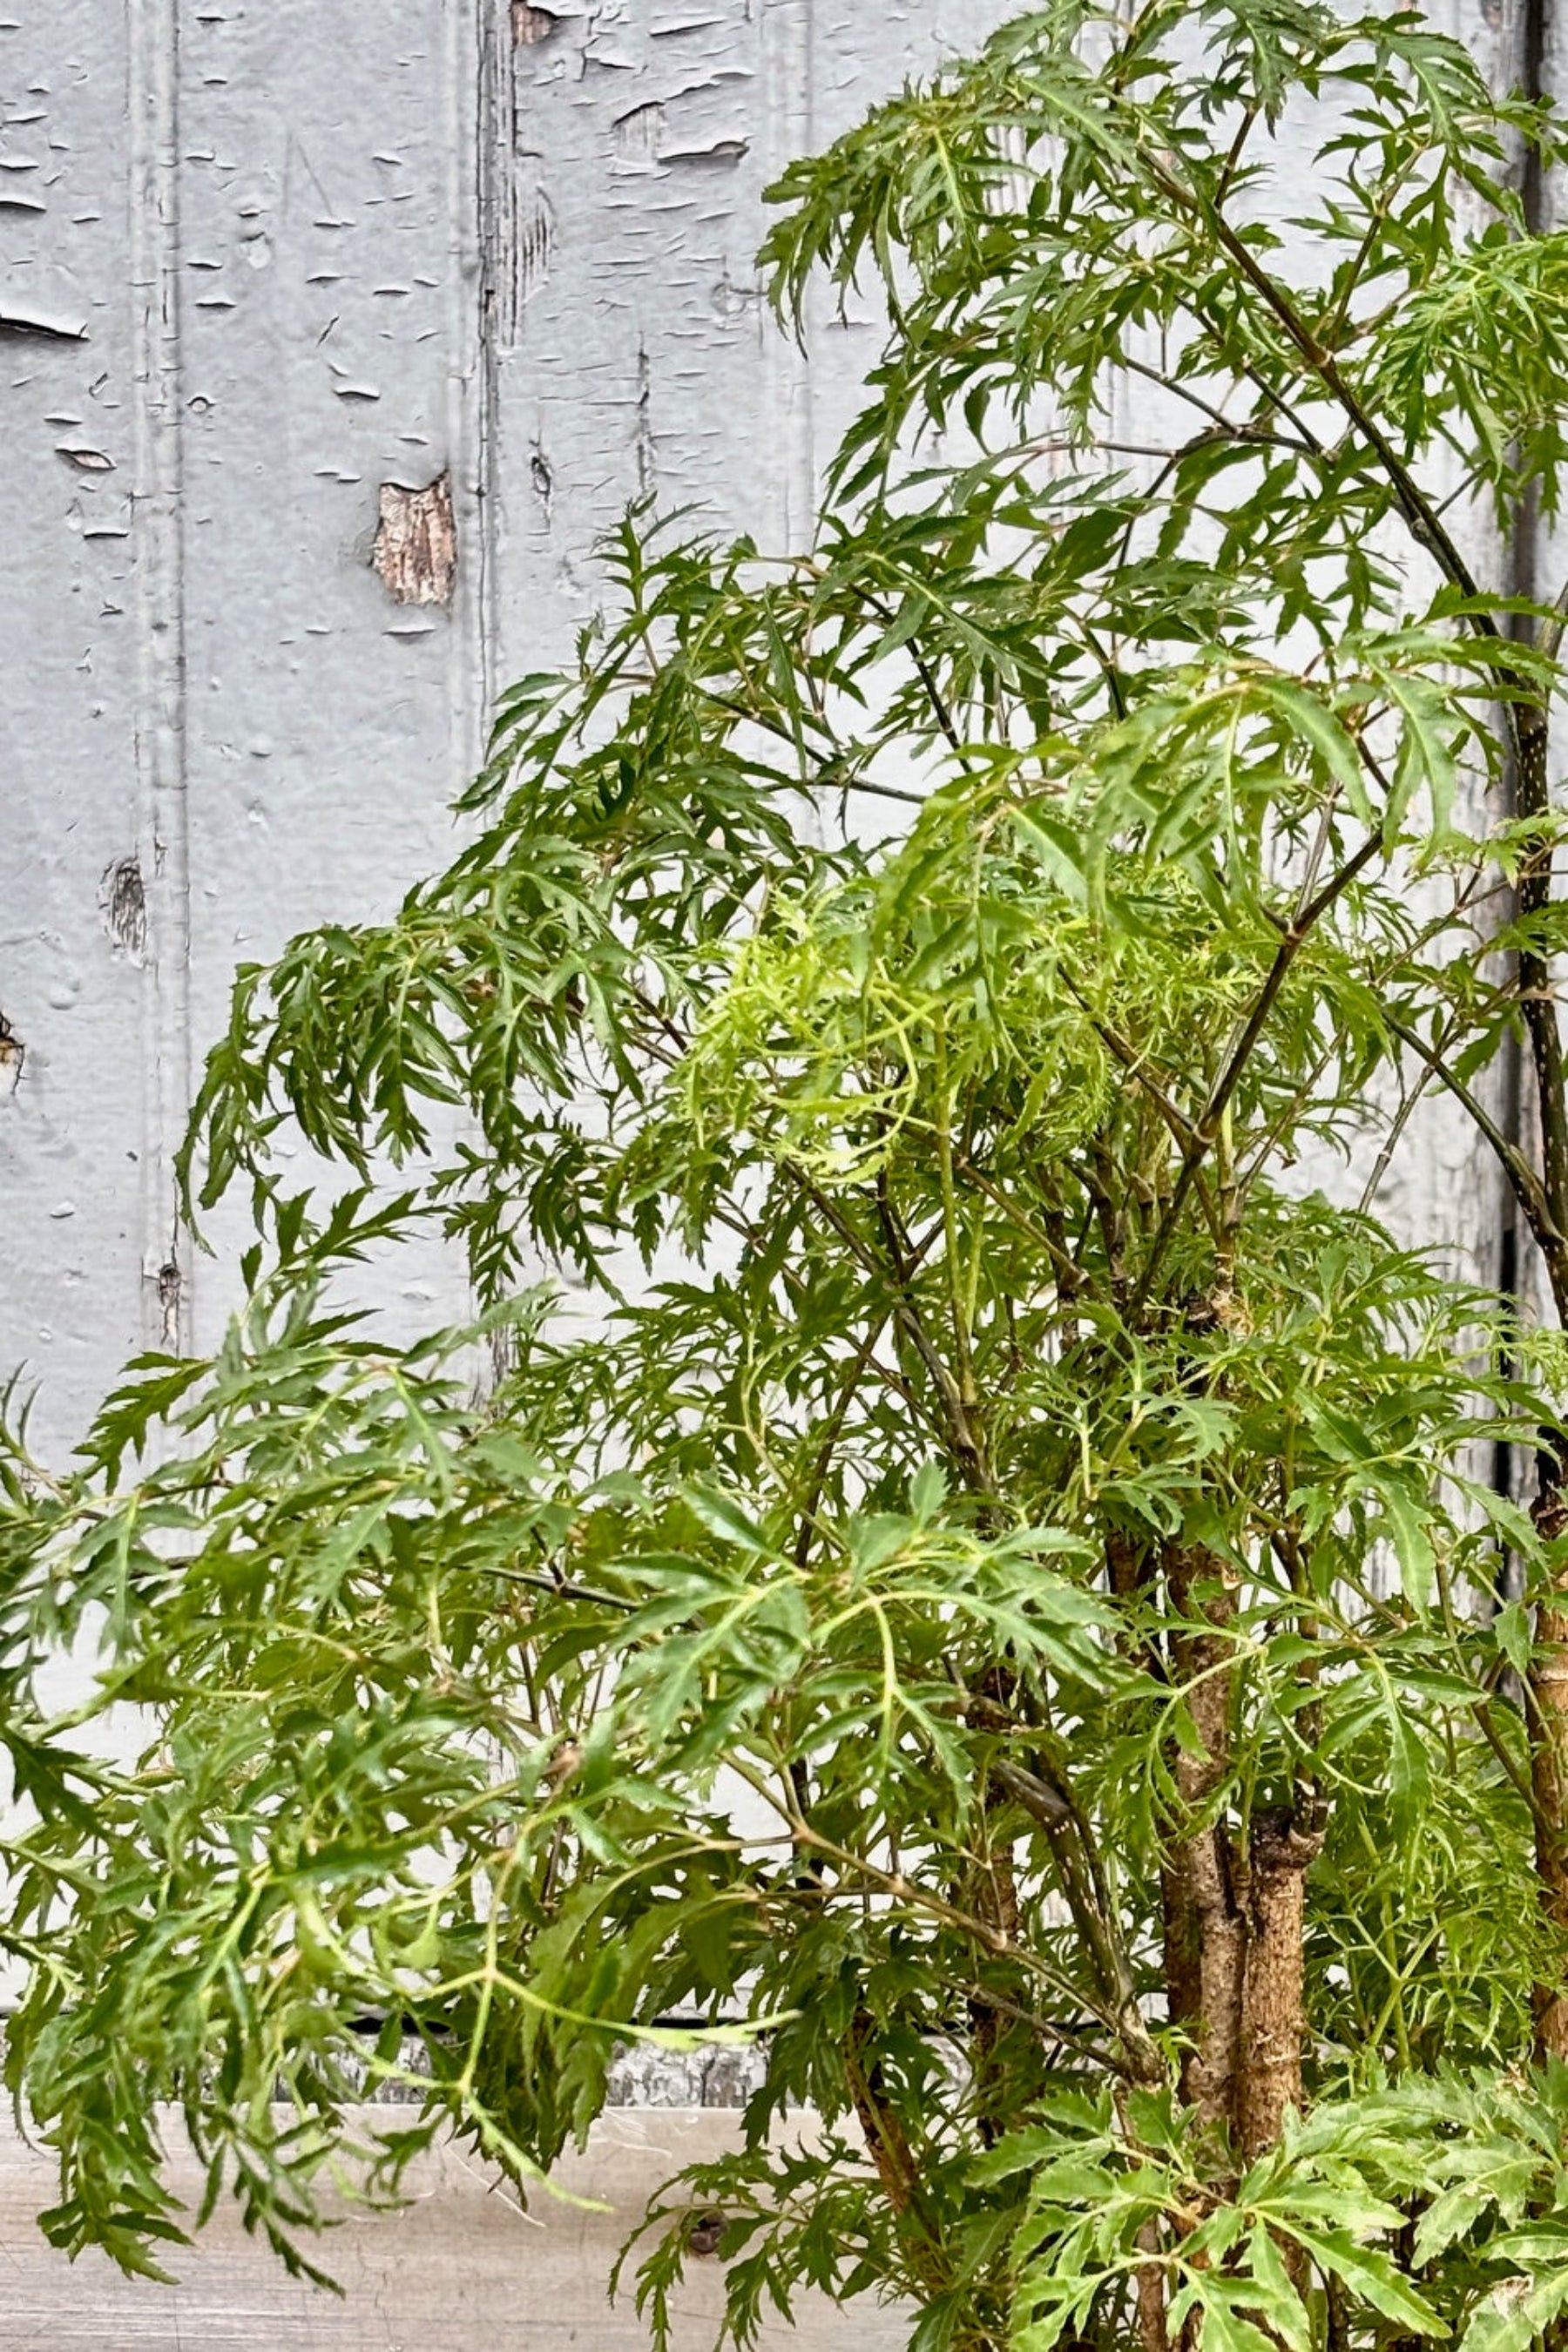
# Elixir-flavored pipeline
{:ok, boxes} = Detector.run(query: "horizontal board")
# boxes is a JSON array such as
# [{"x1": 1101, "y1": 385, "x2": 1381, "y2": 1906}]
[{"x1": 0, "y1": 2106, "x2": 909, "y2": 2349}]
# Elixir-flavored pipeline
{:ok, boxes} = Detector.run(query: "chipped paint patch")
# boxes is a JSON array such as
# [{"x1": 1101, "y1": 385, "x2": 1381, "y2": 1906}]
[
  {"x1": 0, "y1": 1011, "x2": 24, "y2": 1095},
  {"x1": 659, "y1": 134, "x2": 747, "y2": 165},
  {"x1": 156, "y1": 1256, "x2": 184, "y2": 1349},
  {"x1": 510, "y1": 183, "x2": 554, "y2": 327},
  {"x1": 0, "y1": 302, "x2": 86, "y2": 341},
  {"x1": 613, "y1": 99, "x2": 665, "y2": 167},
  {"x1": 372, "y1": 470, "x2": 457, "y2": 606},
  {"x1": 100, "y1": 855, "x2": 147, "y2": 962},
  {"x1": 512, "y1": 3, "x2": 557, "y2": 43}
]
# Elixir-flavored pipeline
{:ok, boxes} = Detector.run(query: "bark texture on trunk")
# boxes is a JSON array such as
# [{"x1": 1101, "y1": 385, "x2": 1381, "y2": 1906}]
[
  {"x1": 1160, "y1": 1549, "x2": 1321, "y2": 2167},
  {"x1": 1163, "y1": 1827, "x2": 1245, "y2": 2134},
  {"x1": 1237, "y1": 1812, "x2": 1320, "y2": 2164},
  {"x1": 1161, "y1": 1547, "x2": 1245, "y2": 2136},
  {"x1": 1133, "y1": 2217, "x2": 1169, "y2": 2352},
  {"x1": 845, "y1": 2014, "x2": 953, "y2": 2307},
  {"x1": 965, "y1": 1835, "x2": 1022, "y2": 2146}
]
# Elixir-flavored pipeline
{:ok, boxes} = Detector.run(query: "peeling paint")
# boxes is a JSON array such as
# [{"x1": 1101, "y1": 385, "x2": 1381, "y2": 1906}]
[
  {"x1": 0, "y1": 301, "x2": 86, "y2": 341},
  {"x1": 372, "y1": 470, "x2": 457, "y2": 605},
  {"x1": 634, "y1": 340, "x2": 653, "y2": 499},
  {"x1": 659, "y1": 134, "x2": 747, "y2": 165},
  {"x1": 99, "y1": 855, "x2": 147, "y2": 962},
  {"x1": 156, "y1": 1256, "x2": 183, "y2": 1350},
  {"x1": 27, "y1": 0, "x2": 1499, "y2": 1603},
  {"x1": 512, "y1": 186, "x2": 554, "y2": 316},
  {"x1": 0, "y1": 1011, "x2": 24, "y2": 1096},
  {"x1": 613, "y1": 98, "x2": 665, "y2": 167}
]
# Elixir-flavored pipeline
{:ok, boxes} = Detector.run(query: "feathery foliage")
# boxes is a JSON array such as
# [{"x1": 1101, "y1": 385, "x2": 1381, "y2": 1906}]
[{"x1": 8, "y1": 8, "x2": 1568, "y2": 2348}]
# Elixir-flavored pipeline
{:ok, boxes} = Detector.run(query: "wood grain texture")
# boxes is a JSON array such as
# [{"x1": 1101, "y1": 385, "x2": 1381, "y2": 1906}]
[
  {"x1": 0, "y1": 12, "x2": 1548, "y2": 2329},
  {"x1": 0, "y1": 2108, "x2": 907, "y2": 2350},
  {"x1": 1, "y1": 0, "x2": 1524, "y2": 1447},
  {"x1": 1, "y1": 0, "x2": 1023, "y2": 1452}
]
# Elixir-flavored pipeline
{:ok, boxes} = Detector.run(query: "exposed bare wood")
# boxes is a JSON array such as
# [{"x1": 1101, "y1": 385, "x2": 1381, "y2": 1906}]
[{"x1": 371, "y1": 473, "x2": 458, "y2": 609}]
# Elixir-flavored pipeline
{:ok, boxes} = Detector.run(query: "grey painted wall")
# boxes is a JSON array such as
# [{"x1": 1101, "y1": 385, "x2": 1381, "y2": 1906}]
[
  {"x1": 0, "y1": 0, "x2": 1551, "y2": 2337},
  {"x1": 2, "y1": 3, "x2": 1541, "y2": 1461},
  {"x1": 1, "y1": 0, "x2": 1025, "y2": 1456}
]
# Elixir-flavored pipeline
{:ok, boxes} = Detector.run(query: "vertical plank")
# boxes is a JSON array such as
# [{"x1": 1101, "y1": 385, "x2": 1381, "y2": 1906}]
[
  {"x1": 128, "y1": 0, "x2": 192, "y2": 1356},
  {"x1": 476, "y1": 0, "x2": 1022, "y2": 699},
  {"x1": 1368, "y1": 0, "x2": 1527, "y2": 1306},
  {"x1": 169, "y1": 0, "x2": 485, "y2": 1351},
  {"x1": 0, "y1": 4, "x2": 151, "y2": 1452},
  {"x1": 1522, "y1": 0, "x2": 1563, "y2": 1345},
  {"x1": 2, "y1": 0, "x2": 490, "y2": 1420}
]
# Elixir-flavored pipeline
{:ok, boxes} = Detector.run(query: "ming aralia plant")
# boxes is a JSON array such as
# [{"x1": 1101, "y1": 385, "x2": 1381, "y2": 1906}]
[{"x1": 14, "y1": 4, "x2": 1568, "y2": 2347}]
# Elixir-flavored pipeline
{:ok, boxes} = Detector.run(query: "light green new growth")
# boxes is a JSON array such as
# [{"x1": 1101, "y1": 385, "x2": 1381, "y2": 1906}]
[{"x1": 8, "y1": 7, "x2": 1568, "y2": 2349}]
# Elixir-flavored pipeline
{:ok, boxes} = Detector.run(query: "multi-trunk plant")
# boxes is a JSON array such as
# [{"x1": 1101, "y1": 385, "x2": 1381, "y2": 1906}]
[{"x1": 10, "y1": 4, "x2": 1568, "y2": 2346}]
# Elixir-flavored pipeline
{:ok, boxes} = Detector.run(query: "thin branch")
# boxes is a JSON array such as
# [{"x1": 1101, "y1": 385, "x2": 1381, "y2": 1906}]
[
  {"x1": 789, "y1": 1817, "x2": 1146, "y2": 2068},
  {"x1": 854, "y1": 584, "x2": 969, "y2": 759},
  {"x1": 1315, "y1": 152, "x2": 1422, "y2": 352},
  {"x1": 1132, "y1": 823, "x2": 1386, "y2": 1314},
  {"x1": 1507, "y1": 584, "x2": 1568, "y2": 1315},
  {"x1": 1538, "y1": 575, "x2": 1568, "y2": 668},
  {"x1": 1381, "y1": 1011, "x2": 1568, "y2": 1279},
  {"x1": 792, "y1": 1310, "x2": 895, "y2": 1571},
  {"x1": 1215, "y1": 103, "x2": 1259, "y2": 206},
  {"x1": 955, "y1": 1154, "x2": 1085, "y2": 1297},
  {"x1": 1057, "y1": 968, "x2": 1200, "y2": 1151},
  {"x1": 1168, "y1": 163, "x2": 1490, "y2": 616},
  {"x1": 1120, "y1": 352, "x2": 1311, "y2": 455},
  {"x1": 1357, "y1": 1046, "x2": 1441, "y2": 1218},
  {"x1": 486, "y1": 1564, "x2": 637, "y2": 1612},
  {"x1": 872, "y1": 1170, "x2": 994, "y2": 1493}
]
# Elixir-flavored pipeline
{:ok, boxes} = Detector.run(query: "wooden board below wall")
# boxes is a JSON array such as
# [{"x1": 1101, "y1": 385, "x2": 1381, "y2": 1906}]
[{"x1": 0, "y1": 2108, "x2": 909, "y2": 2350}]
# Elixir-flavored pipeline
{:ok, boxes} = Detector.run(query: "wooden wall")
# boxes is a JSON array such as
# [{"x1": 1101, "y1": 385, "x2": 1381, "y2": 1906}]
[{"x1": 0, "y1": 1, "x2": 1549, "y2": 2339}]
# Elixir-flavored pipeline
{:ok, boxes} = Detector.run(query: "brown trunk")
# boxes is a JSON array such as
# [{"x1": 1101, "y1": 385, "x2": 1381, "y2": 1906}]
[
  {"x1": 846, "y1": 2017, "x2": 923, "y2": 2219},
  {"x1": 1161, "y1": 1548, "x2": 1321, "y2": 2186},
  {"x1": 1133, "y1": 2218, "x2": 1169, "y2": 2352},
  {"x1": 1163, "y1": 1828, "x2": 1245, "y2": 2134},
  {"x1": 1512, "y1": 609, "x2": 1568, "y2": 2061},
  {"x1": 845, "y1": 2013, "x2": 951, "y2": 2305},
  {"x1": 1237, "y1": 1811, "x2": 1321, "y2": 2164},
  {"x1": 1530, "y1": 1460, "x2": 1568, "y2": 2061},
  {"x1": 1161, "y1": 1545, "x2": 1245, "y2": 2136},
  {"x1": 965, "y1": 1835, "x2": 1022, "y2": 2146}
]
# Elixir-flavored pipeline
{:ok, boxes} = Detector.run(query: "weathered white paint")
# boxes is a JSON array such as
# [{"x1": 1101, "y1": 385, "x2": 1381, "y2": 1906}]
[
  {"x1": 3, "y1": 0, "x2": 1029, "y2": 1455},
  {"x1": 3, "y1": 0, "x2": 1531, "y2": 1430},
  {"x1": 0, "y1": 0, "x2": 1546, "y2": 2324}
]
